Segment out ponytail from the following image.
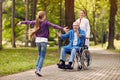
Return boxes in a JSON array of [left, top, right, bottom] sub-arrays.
[[30, 18, 40, 40], [30, 11, 46, 40]]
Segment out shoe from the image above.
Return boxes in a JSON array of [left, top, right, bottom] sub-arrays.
[[57, 60, 65, 69], [35, 71, 42, 77], [65, 62, 73, 70]]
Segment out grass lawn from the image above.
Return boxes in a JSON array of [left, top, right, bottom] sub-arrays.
[[0, 47, 59, 76], [116, 49, 120, 53]]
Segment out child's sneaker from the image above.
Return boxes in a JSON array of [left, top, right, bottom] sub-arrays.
[[35, 70, 42, 77]]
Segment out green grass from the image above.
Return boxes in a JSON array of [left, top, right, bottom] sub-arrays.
[[0, 47, 59, 76], [116, 49, 120, 53], [108, 49, 120, 53]]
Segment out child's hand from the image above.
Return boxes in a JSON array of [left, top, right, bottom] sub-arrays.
[[57, 32, 62, 37], [17, 21, 22, 25]]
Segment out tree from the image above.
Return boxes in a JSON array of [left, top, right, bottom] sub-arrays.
[[25, 0, 29, 47], [32, 0, 37, 20], [0, 0, 3, 49], [31, 0, 37, 47], [107, 0, 117, 49], [91, 0, 98, 45], [65, 0, 75, 28], [58, 0, 63, 52], [12, 0, 16, 48]]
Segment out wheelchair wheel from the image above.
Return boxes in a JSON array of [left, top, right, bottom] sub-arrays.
[[80, 49, 90, 70], [77, 65, 82, 71]]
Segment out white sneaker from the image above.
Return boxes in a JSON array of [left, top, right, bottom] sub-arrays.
[[35, 70, 42, 77]]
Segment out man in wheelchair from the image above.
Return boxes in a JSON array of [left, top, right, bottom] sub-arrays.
[[57, 21, 86, 69]]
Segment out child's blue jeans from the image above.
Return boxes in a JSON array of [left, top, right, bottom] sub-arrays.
[[36, 42, 47, 71]]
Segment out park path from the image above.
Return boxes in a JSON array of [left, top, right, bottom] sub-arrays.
[[0, 48, 120, 80]]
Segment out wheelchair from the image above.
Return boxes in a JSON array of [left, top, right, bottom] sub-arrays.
[[57, 37, 91, 70], [74, 45, 91, 70], [57, 44, 91, 70]]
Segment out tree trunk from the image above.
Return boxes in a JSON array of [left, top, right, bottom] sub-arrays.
[[107, 0, 117, 49], [25, 0, 29, 47], [65, 0, 75, 28], [32, 0, 37, 20], [58, 0, 63, 52], [92, 0, 98, 45], [12, 0, 16, 48], [31, 0, 37, 47], [92, 32, 97, 45], [0, 0, 3, 49], [92, 9, 98, 45]]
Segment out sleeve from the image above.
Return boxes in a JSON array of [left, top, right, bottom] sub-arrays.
[[47, 21, 63, 31], [20, 20, 36, 25], [80, 30, 86, 45], [86, 19, 90, 38], [80, 30, 86, 38], [60, 30, 71, 40]]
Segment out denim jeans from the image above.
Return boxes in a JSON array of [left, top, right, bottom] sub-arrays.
[[60, 47, 77, 62], [36, 42, 47, 71]]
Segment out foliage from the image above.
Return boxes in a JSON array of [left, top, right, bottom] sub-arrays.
[[1, 0, 120, 47], [115, 0, 120, 39], [2, 0, 26, 42]]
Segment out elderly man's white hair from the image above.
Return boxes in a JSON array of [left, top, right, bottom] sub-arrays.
[[73, 21, 79, 26]]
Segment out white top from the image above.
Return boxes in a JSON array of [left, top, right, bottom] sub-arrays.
[[35, 37, 48, 43], [73, 32, 78, 46], [76, 17, 90, 38]]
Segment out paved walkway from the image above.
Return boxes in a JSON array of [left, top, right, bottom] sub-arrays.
[[0, 48, 120, 80]]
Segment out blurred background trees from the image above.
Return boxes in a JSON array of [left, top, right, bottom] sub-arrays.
[[0, 0, 3, 49], [0, 0, 120, 49]]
